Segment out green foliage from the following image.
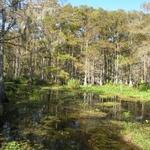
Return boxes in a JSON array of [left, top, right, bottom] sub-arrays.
[[67, 79, 80, 90], [118, 56, 131, 66], [3, 2, 150, 88], [82, 84, 150, 101], [138, 81, 150, 91], [8, 77, 28, 85], [59, 70, 69, 82], [3, 141, 21, 150], [57, 54, 76, 62], [122, 111, 132, 121], [33, 79, 48, 86], [5, 82, 18, 92], [122, 122, 150, 150], [2, 2, 150, 150], [3, 141, 33, 150]]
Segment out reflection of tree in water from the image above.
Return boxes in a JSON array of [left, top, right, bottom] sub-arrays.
[[0, 89, 148, 149]]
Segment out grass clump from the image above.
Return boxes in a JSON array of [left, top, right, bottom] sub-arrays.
[[67, 79, 80, 90]]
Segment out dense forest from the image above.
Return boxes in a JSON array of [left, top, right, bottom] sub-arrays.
[[0, 0, 150, 149], [1, 0, 150, 92]]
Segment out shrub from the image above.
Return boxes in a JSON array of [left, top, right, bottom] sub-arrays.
[[33, 79, 48, 85], [59, 70, 69, 84], [7, 77, 28, 84], [67, 79, 80, 90], [138, 82, 150, 91]]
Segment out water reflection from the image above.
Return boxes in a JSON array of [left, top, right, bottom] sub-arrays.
[[0, 89, 149, 149]]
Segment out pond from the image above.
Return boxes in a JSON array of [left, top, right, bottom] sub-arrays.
[[0, 88, 150, 150]]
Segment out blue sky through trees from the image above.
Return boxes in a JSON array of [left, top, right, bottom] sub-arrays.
[[65, 0, 150, 11]]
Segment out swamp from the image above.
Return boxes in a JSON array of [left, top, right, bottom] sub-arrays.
[[0, 85, 150, 149], [0, 0, 150, 149]]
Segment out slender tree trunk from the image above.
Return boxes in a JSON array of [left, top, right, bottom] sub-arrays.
[[103, 49, 107, 84], [115, 44, 119, 84], [91, 60, 95, 85], [84, 58, 88, 85], [29, 49, 33, 83], [0, 43, 5, 103], [0, 9, 6, 103], [129, 65, 133, 86], [15, 49, 20, 78], [41, 57, 45, 80], [99, 66, 103, 85], [84, 40, 89, 86], [143, 56, 147, 82]]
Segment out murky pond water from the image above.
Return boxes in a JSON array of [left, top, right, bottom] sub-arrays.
[[0, 88, 150, 149]]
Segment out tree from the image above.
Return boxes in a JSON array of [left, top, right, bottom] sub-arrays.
[[0, 0, 24, 102], [1, 1, 150, 89]]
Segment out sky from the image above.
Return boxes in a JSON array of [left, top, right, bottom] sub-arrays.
[[64, 0, 150, 11]]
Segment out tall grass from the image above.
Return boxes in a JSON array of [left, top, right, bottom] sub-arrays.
[[81, 84, 150, 101]]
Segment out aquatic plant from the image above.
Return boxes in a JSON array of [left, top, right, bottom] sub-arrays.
[[122, 111, 132, 121], [2, 141, 34, 150], [3, 141, 21, 150]]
